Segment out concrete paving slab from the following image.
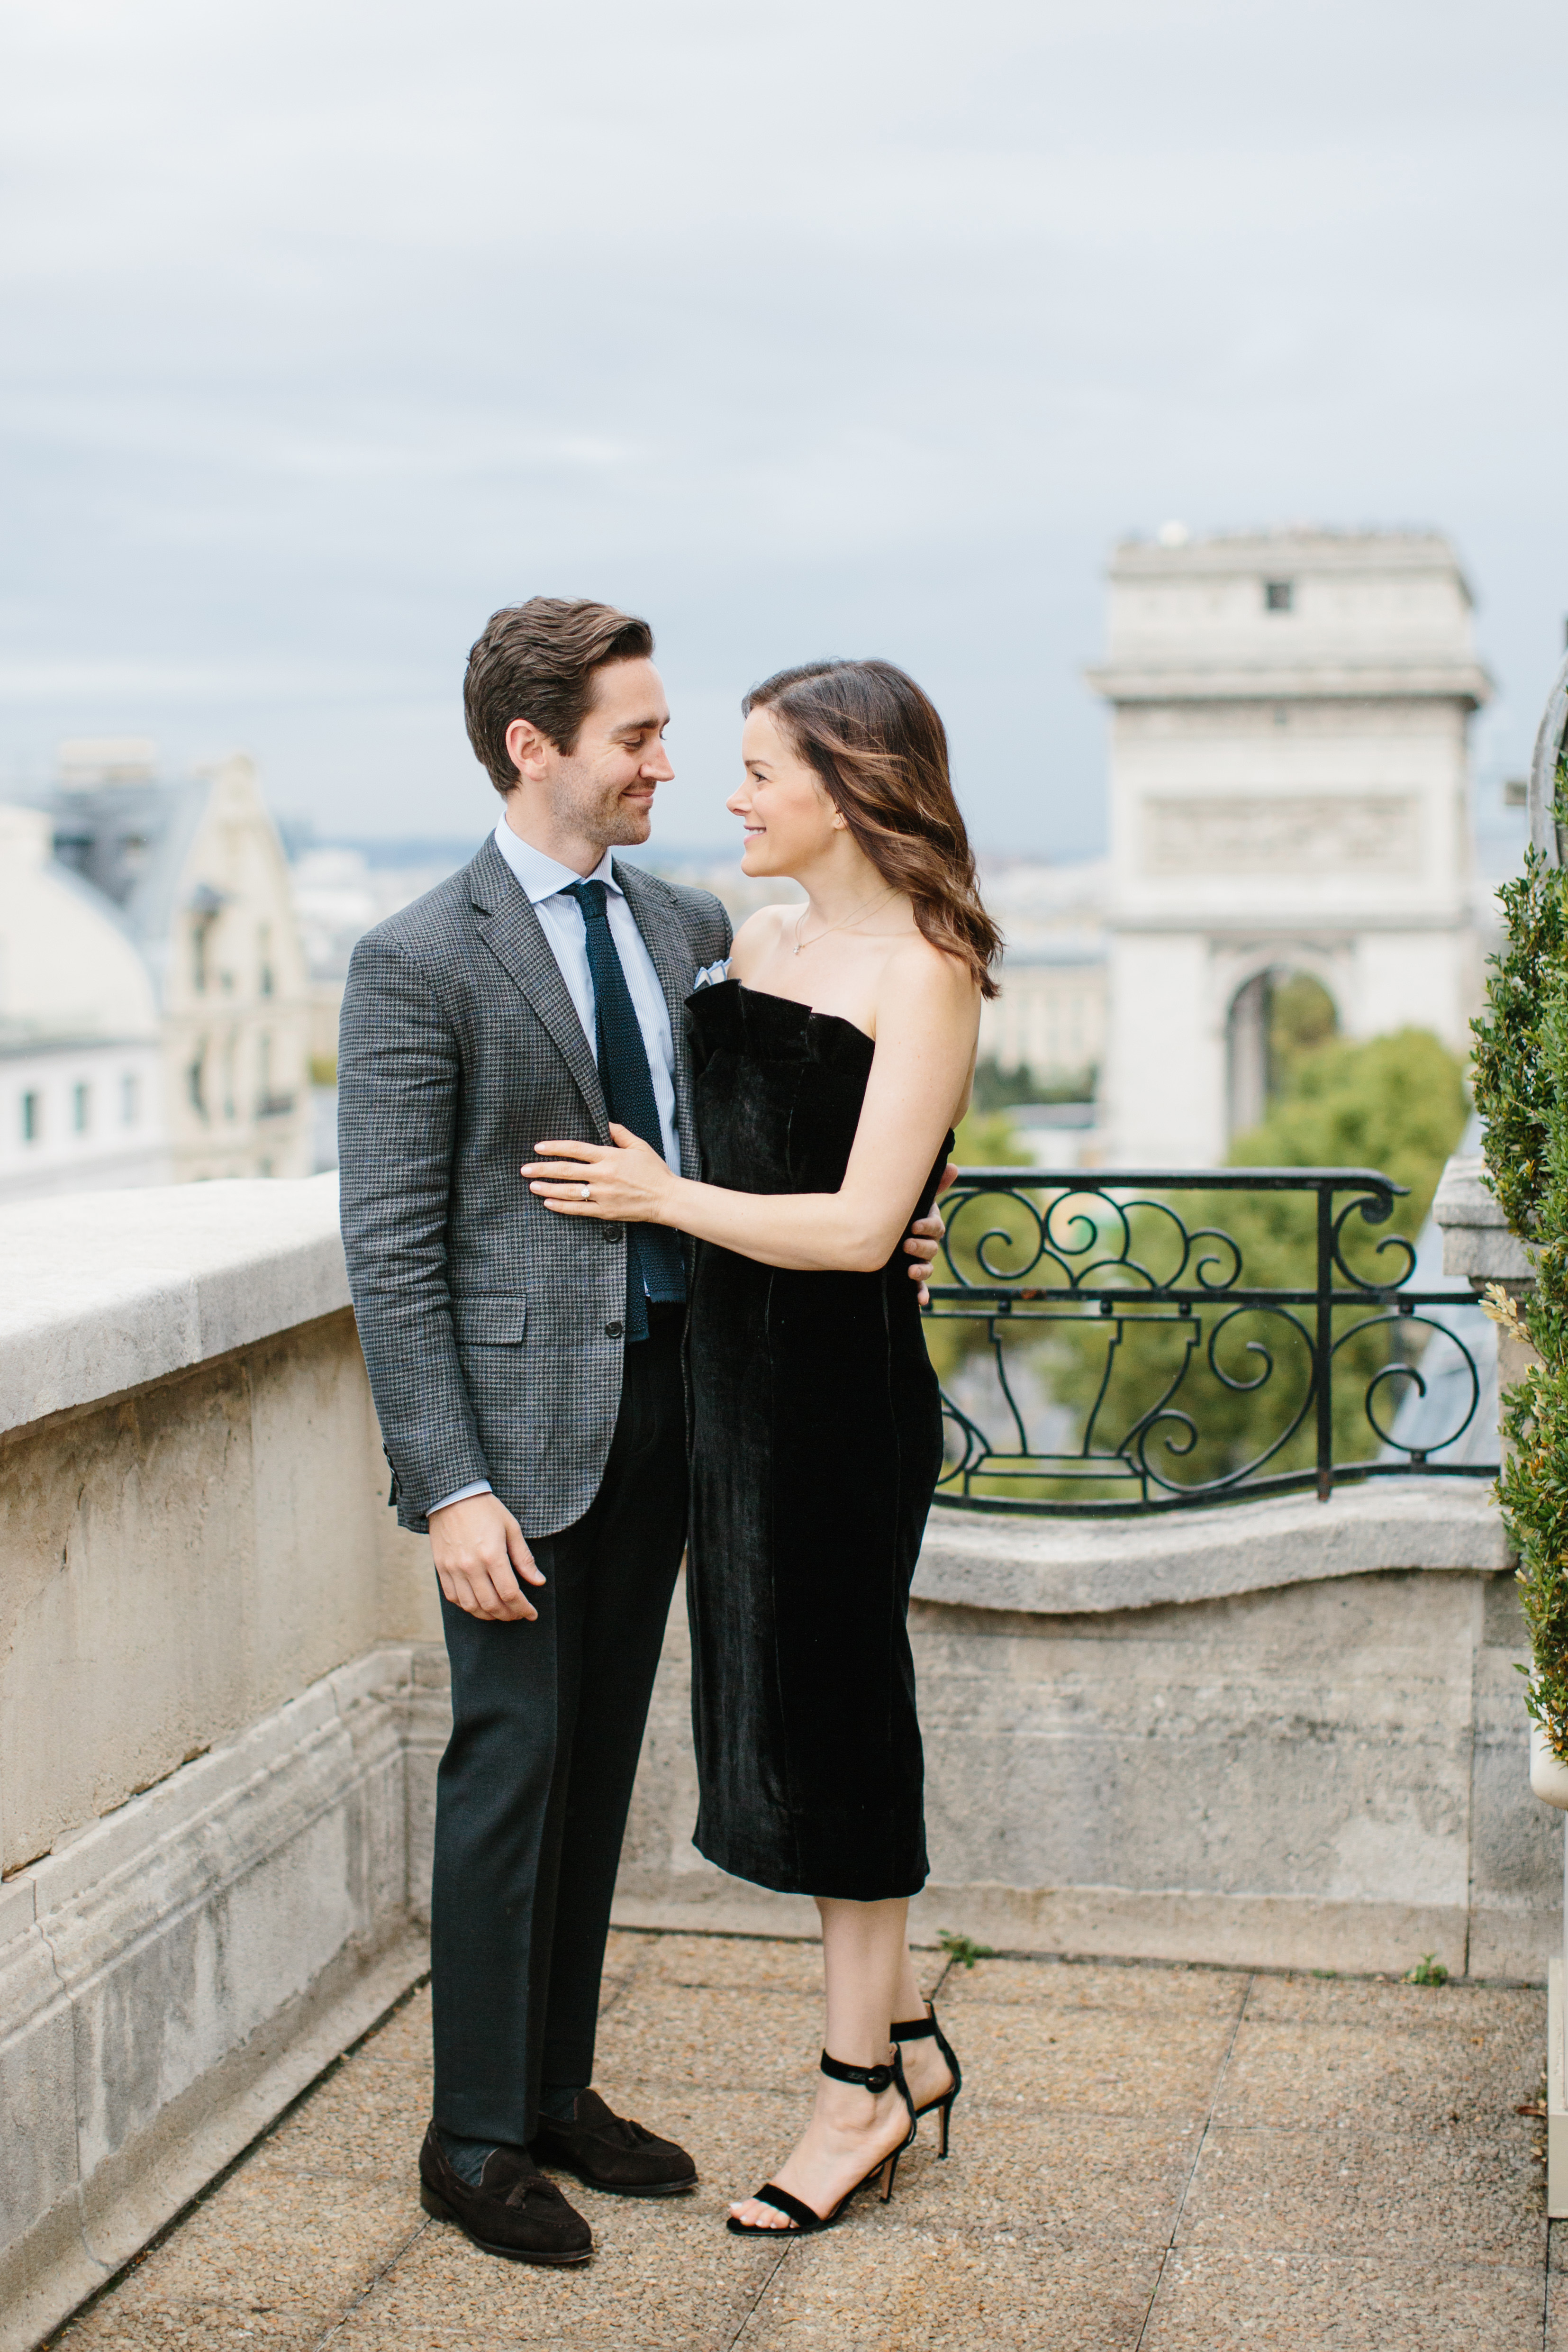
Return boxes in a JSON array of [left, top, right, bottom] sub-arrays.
[[51, 1938, 1554, 2352], [1142, 2249, 1546, 2350], [1215, 2010, 1543, 2132], [248, 2057, 434, 2184], [935, 1991, 1243, 2122], [338, 1990, 432, 2072], [742, 2225, 1164, 2351], [48, 2305, 346, 2351], [632, 1930, 830, 1996], [56, 2168, 418, 2348], [883, 2111, 1197, 2246], [1241, 1971, 1537, 2029], [336, 2192, 779, 2352], [1182, 2121, 1545, 2268], [591, 1982, 825, 2098], [543, 2083, 803, 2207], [948, 1953, 1251, 2018]]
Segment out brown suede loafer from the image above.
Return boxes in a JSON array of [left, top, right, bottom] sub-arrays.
[[418, 2125, 592, 2264], [531, 2088, 698, 2198]]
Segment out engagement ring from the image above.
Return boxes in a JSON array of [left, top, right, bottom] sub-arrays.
[[581, 1182, 592, 1200]]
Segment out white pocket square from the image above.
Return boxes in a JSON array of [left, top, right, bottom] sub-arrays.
[[691, 960, 730, 990]]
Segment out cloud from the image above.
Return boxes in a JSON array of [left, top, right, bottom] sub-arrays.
[[0, 658, 409, 703], [0, 0, 1565, 847]]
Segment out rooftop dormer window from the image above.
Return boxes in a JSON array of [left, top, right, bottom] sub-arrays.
[[1263, 580, 1294, 613]]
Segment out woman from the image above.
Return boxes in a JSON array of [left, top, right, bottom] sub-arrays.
[[523, 658, 998, 2233]]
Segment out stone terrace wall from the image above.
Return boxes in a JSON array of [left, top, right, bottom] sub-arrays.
[[619, 1486, 1556, 1982], [0, 1170, 1556, 2350], [0, 1179, 441, 2352]]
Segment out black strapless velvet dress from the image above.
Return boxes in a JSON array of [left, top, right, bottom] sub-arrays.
[[682, 979, 948, 1901]]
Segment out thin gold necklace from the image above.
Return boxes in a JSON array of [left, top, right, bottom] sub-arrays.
[[793, 887, 897, 956]]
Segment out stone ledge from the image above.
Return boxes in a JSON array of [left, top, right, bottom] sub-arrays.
[[0, 1171, 347, 1438], [612, 1878, 1498, 1983], [1432, 1152, 1535, 1283], [1, 1929, 428, 2352], [0, 1644, 437, 2352], [913, 1476, 1507, 1616]]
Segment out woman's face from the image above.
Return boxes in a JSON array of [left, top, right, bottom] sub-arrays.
[[728, 708, 841, 876]]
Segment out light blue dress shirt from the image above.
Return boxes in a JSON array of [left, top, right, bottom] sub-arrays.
[[430, 818, 683, 1519], [488, 817, 681, 1172]]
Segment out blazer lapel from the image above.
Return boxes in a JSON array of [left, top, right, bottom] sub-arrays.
[[468, 839, 608, 1137], [616, 861, 699, 1175]]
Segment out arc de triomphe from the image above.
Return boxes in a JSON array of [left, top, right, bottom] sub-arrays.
[[1088, 527, 1491, 1167]]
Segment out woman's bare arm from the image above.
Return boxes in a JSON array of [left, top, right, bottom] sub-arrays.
[[522, 940, 979, 1273]]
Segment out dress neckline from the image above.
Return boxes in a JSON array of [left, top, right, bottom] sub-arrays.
[[706, 975, 874, 1050]]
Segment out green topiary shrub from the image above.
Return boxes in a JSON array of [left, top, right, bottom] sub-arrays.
[[1472, 767, 1568, 1759], [1472, 822, 1568, 1235]]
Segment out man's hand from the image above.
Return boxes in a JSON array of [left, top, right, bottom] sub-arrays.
[[903, 1164, 956, 1308], [429, 1493, 546, 1621]]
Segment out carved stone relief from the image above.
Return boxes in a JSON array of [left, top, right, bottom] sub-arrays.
[[1142, 794, 1419, 875]]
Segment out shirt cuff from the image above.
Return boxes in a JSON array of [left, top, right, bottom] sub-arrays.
[[428, 1480, 493, 1515]]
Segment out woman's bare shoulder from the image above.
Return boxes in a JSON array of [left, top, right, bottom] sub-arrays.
[[877, 930, 981, 1016], [729, 902, 792, 977]]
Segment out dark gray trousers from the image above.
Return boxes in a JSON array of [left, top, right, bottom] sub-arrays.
[[429, 1308, 687, 2145]]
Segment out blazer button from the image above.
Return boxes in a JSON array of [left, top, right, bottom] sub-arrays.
[[605, 1319, 624, 1338], [603, 1222, 623, 1239]]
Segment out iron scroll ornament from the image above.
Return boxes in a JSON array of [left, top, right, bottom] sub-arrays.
[[919, 1167, 1493, 1515]]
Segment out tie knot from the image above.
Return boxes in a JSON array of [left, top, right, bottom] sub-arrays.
[[567, 879, 609, 922]]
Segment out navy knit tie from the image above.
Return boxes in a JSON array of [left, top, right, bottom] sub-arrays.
[[566, 880, 686, 1342]]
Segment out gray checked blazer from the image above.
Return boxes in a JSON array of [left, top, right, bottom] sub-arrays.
[[337, 834, 732, 1539]]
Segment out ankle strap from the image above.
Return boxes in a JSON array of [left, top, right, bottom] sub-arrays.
[[820, 2049, 897, 2094], [889, 2012, 935, 2042]]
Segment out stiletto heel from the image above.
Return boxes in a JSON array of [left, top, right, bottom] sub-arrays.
[[891, 2000, 962, 2158], [726, 2049, 917, 2235]]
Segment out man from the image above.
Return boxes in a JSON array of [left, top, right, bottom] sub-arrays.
[[337, 599, 944, 2266]]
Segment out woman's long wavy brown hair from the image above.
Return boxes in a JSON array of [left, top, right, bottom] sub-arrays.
[[743, 659, 1002, 999]]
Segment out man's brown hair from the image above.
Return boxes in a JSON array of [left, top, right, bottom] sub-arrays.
[[463, 597, 655, 794]]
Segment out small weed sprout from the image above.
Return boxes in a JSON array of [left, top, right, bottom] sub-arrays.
[[938, 1930, 995, 1969], [1404, 1953, 1450, 1987]]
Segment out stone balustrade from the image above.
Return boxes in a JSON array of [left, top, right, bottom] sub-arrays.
[[0, 1162, 1552, 2348]]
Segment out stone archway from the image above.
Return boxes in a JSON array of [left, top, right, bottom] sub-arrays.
[[1226, 966, 1338, 1140], [1092, 526, 1486, 1166]]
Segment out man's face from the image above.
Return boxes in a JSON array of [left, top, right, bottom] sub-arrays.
[[518, 658, 673, 850]]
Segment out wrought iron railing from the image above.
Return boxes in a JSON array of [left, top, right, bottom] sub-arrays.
[[920, 1166, 1496, 1515]]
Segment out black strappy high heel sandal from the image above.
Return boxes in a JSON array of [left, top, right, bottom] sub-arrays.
[[726, 2049, 918, 2236], [891, 2000, 963, 2157]]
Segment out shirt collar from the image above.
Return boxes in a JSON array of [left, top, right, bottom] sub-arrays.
[[492, 817, 622, 906]]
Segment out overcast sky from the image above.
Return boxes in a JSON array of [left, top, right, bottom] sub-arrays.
[[2, 0, 1565, 856]]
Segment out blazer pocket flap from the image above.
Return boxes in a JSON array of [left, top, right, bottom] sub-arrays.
[[451, 1294, 529, 1344]]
